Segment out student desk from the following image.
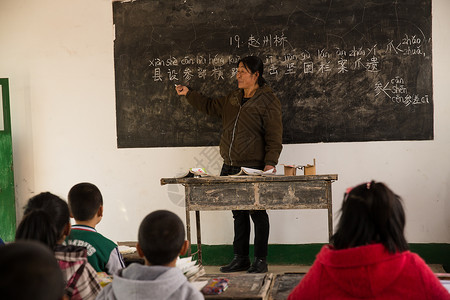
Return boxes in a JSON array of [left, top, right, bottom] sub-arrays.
[[160, 174, 338, 264], [269, 273, 305, 300], [194, 272, 305, 299], [197, 273, 273, 299]]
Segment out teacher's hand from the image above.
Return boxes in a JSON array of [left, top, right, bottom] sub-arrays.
[[264, 165, 276, 173], [175, 85, 189, 96]]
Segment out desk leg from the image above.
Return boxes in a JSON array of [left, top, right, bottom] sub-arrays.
[[327, 183, 333, 242], [328, 206, 333, 242], [186, 208, 191, 257], [196, 211, 202, 265]]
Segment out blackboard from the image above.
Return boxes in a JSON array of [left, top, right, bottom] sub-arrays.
[[113, 0, 432, 148]]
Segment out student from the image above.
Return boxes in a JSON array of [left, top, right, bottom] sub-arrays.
[[15, 192, 102, 300], [65, 182, 125, 274], [288, 181, 450, 300], [0, 240, 67, 300], [96, 210, 204, 300]]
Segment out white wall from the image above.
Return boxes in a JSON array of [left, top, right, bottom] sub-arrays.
[[1, 0, 449, 244]]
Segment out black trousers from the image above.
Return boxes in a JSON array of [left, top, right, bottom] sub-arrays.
[[220, 164, 269, 258]]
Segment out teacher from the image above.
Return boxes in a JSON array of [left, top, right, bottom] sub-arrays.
[[175, 56, 283, 273]]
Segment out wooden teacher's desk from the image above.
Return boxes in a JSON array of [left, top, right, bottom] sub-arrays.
[[160, 174, 338, 264]]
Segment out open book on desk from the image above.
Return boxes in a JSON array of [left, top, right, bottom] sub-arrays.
[[230, 167, 277, 176], [174, 168, 209, 178]]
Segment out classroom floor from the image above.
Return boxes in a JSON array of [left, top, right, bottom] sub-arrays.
[[204, 265, 307, 275], [204, 264, 446, 275]]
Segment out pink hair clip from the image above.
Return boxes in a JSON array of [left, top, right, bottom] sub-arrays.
[[366, 182, 371, 189]]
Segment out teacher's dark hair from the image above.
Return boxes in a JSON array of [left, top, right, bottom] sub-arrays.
[[331, 181, 408, 253], [238, 56, 266, 87]]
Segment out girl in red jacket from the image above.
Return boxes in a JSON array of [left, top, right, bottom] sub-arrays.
[[288, 181, 450, 300]]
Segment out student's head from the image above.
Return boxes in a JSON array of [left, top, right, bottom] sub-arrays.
[[16, 210, 59, 249], [68, 182, 103, 221], [331, 181, 408, 253], [237, 56, 266, 87], [16, 192, 70, 249], [137, 210, 187, 265], [0, 241, 66, 300]]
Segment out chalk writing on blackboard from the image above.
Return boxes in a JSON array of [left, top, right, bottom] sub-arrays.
[[146, 32, 429, 84], [375, 77, 429, 107], [113, 0, 433, 148]]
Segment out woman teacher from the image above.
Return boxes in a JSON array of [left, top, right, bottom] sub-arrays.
[[175, 56, 283, 273]]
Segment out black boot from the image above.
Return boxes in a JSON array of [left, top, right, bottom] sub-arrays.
[[247, 257, 268, 273], [220, 254, 251, 273]]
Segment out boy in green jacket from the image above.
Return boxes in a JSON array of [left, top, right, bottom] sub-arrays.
[[65, 182, 125, 275]]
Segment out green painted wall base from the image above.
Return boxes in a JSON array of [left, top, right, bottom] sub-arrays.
[[0, 78, 16, 242], [189, 243, 450, 272]]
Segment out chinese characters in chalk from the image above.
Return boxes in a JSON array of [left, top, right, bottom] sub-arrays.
[[146, 32, 430, 106], [148, 32, 428, 83], [375, 76, 429, 107]]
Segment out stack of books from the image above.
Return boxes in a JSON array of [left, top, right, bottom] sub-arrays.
[[176, 256, 206, 282]]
